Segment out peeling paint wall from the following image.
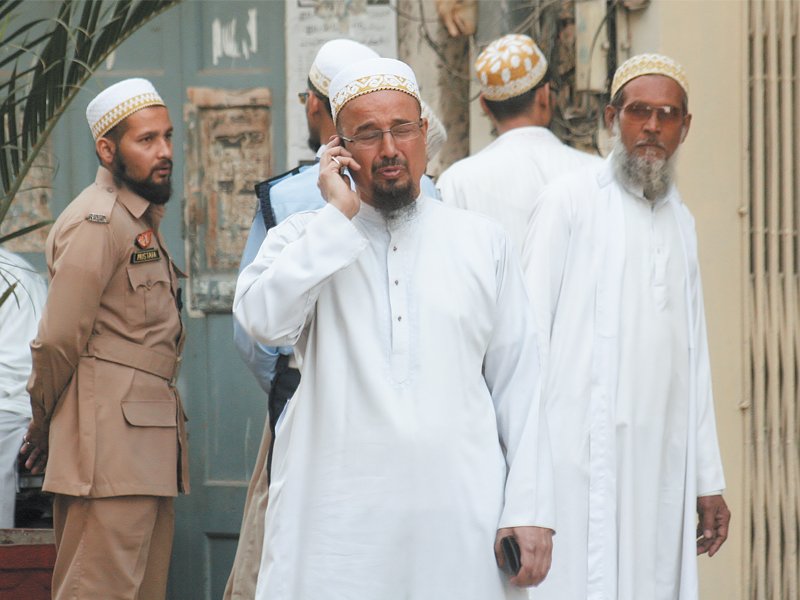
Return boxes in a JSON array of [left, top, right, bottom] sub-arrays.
[[184, 87, 272, 314]]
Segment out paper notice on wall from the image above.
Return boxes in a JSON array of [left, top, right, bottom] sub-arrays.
[[285, 0, 397, 168]]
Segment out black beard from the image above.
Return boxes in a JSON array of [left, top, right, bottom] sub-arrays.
[[112, 152, 172, 205], [370, 158, 416, 219], [307, 135, 321, 153]]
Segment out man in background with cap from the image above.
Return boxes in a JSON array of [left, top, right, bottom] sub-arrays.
[[235, 56, 554, 600], [522, 54, 729, 600], [19, 78, 188, 600], [437, 33, 598, 256], [226, 38, 447, 600]]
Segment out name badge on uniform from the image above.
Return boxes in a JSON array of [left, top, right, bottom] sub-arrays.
[[135, 229, 153, 249], [131, 248, 161, 264]]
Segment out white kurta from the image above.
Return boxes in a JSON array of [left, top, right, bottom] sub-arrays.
[[521, 158, 725, 600], [0, 247, 47, 527], [436, 127, 601, 256], [0, 248, 47, 417], [234, 197, 555, 600]]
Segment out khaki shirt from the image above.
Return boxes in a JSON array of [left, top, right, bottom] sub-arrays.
[[28, 166, 189, 497]]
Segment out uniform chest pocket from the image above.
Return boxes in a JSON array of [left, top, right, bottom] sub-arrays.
[[126, 263, 173, 326]]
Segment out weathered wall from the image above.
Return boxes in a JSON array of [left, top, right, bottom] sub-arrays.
[[183, 87, 272, 314], [397, 0, 470, 177]]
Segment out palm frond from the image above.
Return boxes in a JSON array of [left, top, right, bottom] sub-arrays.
[[0, 1, 25, 27], [0, 0, 182, 229], [0, 279, 17, 309], [0, 219, 52, 244]]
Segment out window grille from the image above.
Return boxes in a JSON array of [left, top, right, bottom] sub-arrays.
[[745, 2, 800, 598]]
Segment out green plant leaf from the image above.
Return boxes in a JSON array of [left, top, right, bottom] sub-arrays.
[[0, 219, 52, 244], [0, 279, 18, 309]]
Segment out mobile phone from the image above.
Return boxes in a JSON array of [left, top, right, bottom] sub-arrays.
[[500, 535, 521, 576], [332, 155, 346, 176]]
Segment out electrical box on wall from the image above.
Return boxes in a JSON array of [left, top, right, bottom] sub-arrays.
[[574, 0, 609, 93]]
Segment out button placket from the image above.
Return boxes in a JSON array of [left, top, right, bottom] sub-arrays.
[[387, 232, 409, 380], [651, 205, 669, 286]]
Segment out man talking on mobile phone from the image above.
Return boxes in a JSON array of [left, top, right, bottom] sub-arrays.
[[234, 57, 555, 600]]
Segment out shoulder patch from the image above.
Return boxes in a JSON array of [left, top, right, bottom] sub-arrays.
[[86, 213, 109, 223], [84, 186, 117, 224]]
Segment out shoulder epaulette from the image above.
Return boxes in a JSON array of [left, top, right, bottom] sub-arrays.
[[84, 186, 117, 224]]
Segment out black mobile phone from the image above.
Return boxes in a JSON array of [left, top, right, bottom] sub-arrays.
[[500, 535, 521, 576]]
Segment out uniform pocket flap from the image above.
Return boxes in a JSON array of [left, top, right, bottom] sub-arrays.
[[127, 264, 170, 290], [121, 401, 177, 427]]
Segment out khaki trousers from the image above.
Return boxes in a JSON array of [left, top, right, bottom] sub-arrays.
[[52, 494, 174, 600]]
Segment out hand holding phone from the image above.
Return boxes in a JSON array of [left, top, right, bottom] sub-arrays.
[[500, 536, 521, 576], [495, 526, 553, 587], [319, 135, 361, 219]]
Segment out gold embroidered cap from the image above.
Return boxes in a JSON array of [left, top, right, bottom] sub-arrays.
[[475, 34, 548, 101], [308, 39, 379, 97], [329, 57, 421, 123], [86, 78, 165, 140], [611, 53, 689, 98]]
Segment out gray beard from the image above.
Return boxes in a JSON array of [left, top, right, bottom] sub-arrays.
[[610, 121, 676, 201], [370, 164, 417, 221], [379, 196, 417, 225]]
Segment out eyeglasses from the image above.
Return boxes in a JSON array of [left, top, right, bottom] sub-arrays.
[[339, 120, 424, 148], [621, 102, 684, 124], [298, 91, 309, 105]]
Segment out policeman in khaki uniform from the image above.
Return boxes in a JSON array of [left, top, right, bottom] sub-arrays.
[[19, 78, 188, 600]]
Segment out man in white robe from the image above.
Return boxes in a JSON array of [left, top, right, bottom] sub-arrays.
[[437, 34, 599, 256], [522, 54, 730, 600], [0, 247, 47, 527], [226, 39, 449, 600], [235, 57, 555, 600]]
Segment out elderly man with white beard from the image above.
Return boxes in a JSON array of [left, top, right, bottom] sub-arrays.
[[521, 54, 730, 600]]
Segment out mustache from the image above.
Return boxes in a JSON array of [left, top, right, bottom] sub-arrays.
[[635, 138, 666, 150], [372, 157, 407, 173], [152, 159, 173, 172]]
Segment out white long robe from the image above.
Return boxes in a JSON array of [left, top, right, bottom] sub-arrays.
[[521, 158, 725, 600], [0, 248, 47, 527], [234, 197, 555, 600], [437, 127, 601, 256]]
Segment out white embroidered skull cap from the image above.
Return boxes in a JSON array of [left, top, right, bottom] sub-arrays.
[[329, 57, 421, 123], [86, 78, 165, 141], [309, 39, 379, 97], [610, 53, 689, 99]]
